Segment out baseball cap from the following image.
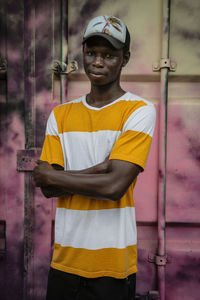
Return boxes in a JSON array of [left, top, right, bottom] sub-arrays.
[[83, 15, 130, 51]]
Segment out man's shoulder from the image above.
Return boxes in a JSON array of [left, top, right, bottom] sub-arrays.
[[53, 96, 84, 116], [122, 92, 154, 107], [121, 92, 156, 126], [53, 96, 84, 112]]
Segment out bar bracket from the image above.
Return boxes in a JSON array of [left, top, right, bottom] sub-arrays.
[[51, 60, 78, 75], [153, 58, 176, 72], [17, 148, 42, 171], [148, 253, 169, 266]]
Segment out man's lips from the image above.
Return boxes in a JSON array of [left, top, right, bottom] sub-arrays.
[[89, 71, 105, 78]]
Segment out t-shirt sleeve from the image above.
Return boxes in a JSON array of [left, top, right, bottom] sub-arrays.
[[109, 104, 156, 170], [40, 110, 64, 167]]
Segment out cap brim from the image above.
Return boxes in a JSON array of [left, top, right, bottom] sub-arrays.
[[82, 33, 124, 50]]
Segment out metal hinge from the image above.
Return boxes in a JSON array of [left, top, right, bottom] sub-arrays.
[[136, 291, 159, 300], [17, 148, 42, 171], [148, 253, 170, 266], [51, 60, 78, 75], [147, 291, 159, 300], [153, 58, 176, 72], [0, 221, 6, 259], [0, 55, 7, 78]]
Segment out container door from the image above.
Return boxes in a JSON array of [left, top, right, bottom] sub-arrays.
[[0, 1, 200, 300], [0, 1, 68, 299]]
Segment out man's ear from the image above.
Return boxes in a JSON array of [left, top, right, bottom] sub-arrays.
[[122, 51, 130, 67]]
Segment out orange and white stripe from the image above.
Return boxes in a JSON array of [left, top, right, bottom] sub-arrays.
[[40, 92, 156, 278]]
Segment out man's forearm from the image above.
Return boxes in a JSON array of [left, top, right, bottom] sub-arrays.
[[68, 160, 109, 175], [44, 160, 141, 201], [38, 158, 109, 198], [47, 170, 116, 201], [34, 159, 141, 201]]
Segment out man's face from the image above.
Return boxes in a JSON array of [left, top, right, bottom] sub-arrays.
[[83, 37, 129, 86]]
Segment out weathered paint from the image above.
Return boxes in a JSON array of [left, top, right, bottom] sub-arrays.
[[170, 0, 200, 76], [0, 1, 25, 299], [0, 0, 200, 299]]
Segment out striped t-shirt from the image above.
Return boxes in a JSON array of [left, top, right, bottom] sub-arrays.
[[40, 91, 156, 279]]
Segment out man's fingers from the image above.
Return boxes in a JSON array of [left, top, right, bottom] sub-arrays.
[[35, 159, 45, 165]]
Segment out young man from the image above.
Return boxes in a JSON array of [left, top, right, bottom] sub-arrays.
[[33, 15, 156, 300]]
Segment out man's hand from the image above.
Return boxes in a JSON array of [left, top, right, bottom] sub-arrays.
[[33, 160, 55, 187]]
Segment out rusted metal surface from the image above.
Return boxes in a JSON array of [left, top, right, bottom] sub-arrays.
[[1, 0, 200, 300], [0, 0, 25, 299], [22, 0, 63, 298]]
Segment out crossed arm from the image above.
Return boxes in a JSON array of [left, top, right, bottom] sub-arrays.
[[33, 157, 142, 201]]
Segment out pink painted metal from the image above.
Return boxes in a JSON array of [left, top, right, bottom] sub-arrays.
[[1, 1, 200, 300]]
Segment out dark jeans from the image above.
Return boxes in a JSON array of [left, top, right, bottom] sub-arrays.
[[46, 267, 136, 300]]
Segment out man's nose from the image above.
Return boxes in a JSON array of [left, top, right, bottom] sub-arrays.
[[92, 55, 104, 67]]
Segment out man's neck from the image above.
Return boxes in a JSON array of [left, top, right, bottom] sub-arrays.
[[87, 83, 126, 108]]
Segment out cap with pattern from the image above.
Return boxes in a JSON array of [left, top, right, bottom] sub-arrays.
[[83, 15, 130, 51]]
